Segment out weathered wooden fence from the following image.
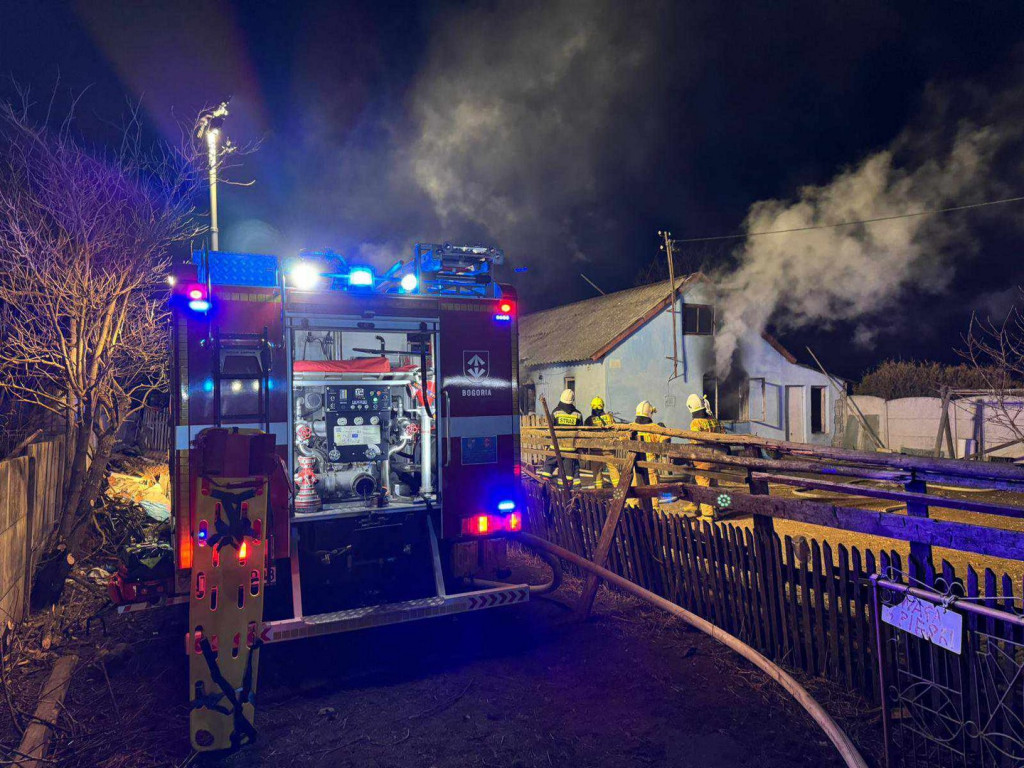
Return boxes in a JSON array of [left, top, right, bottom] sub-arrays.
[[0, 437, 69, 625], [521, 416, 1024, 758], [134, 405, 171, 455], [527, 481, 1021, 701]]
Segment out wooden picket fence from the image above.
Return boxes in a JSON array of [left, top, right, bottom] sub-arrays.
[[524, 478, 1024, 713], [0, 436, 70, 625], [132, 405, 172, 455]]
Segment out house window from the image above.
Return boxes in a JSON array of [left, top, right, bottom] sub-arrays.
[[811, 386, 827, 434], [747, 379, 783, 428], [683, 304, 715, 335], [564, 376, 575, 396], [519, 382, 536, 415], [704, 372, 748, 421]]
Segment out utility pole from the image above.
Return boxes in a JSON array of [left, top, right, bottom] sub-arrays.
[[197, 103, 230, 252], [579, 272, 606, 295], [660, 230, 679, 379]]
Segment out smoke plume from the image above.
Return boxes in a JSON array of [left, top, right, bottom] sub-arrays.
[[715, 81, 1024, 374], [407, 0, 666, 281]]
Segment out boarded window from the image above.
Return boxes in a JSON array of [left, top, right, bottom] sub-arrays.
[[811, 386, 827, 434], [683, 304, 714, 335]]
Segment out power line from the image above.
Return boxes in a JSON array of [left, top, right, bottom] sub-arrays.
[[670, 194, 1024, 245]]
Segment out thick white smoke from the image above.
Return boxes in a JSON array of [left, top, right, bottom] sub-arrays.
[[715, 86, 1024, 374], [408, 0, 666, 278]]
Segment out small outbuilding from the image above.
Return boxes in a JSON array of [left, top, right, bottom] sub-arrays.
[[519, 275, 838, 445]]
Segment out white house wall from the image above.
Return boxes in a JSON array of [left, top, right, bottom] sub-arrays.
[[524, 286, 835, 445], [530, 361, 605, 416]]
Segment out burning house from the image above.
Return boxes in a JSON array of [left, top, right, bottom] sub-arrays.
[[519, 275, 838, 445]]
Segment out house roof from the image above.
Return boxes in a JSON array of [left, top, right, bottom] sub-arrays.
[[519, 274, 809, 371], [519, 274, 705, 367]]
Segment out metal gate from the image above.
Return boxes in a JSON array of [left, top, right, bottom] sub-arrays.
[[873, 574, 1024, 768]]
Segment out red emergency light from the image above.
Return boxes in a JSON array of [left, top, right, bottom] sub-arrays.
[[185, 284, 211, 313], [494, 299, 514, 322], [461, 513, 522, 536]]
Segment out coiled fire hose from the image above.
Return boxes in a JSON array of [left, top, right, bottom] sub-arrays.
[[517, 532, 868, 768]]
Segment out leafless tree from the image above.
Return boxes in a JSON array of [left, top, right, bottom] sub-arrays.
[[0, 96, 207, 566], [961, 296, 1024, 451]]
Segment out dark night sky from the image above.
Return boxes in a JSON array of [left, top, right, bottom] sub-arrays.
[[2, 1, 1024, 379]]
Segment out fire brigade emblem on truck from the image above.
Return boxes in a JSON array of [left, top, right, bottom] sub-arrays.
[[462, 350, 493, 397], [464, 351, 489, 380]]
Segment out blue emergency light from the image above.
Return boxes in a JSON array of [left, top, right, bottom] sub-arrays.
[[497, 500, 516, 512], [348, 267, 374, 287]]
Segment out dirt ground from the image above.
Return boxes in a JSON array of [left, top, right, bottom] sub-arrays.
[[2, 552, 878, 768]]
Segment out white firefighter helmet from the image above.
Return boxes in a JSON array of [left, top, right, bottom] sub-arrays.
[[686, 394, 705, 413], [635, 400, 656, 418], [559, 388, 575, 405]]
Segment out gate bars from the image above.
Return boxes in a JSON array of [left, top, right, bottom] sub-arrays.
[[873, 575, 1024, 768]]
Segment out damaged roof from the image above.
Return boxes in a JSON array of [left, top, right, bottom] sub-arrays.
[[519, 275, 704, 367]]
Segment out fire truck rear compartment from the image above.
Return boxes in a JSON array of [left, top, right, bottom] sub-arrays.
[[290, 328, 438, 516]]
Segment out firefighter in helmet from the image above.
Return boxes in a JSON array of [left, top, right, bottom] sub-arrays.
[[539, 389, 582, 487], [584, 396, 619, 488], [628, 400, 669, 507], [687, 393, 725, 519]]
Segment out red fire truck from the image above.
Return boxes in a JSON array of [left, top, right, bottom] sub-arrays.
[[157, 244, 531, 750]]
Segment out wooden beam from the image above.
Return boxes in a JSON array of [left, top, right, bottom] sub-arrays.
[[576, 454, 636, 618], [933, 388, 951, 458], [527, 434, 912, 482], [14, 654, 77, 768], [904, 477, 932, 573], [743, 445, 774, 539], [588, 423, 1024, 488], [540, 397, 568, 487], [628, 481, 1024, 563], [754, 472, 1024, 520]]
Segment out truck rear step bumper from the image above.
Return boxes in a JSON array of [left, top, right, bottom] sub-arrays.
[[257, 584, 529, 644]]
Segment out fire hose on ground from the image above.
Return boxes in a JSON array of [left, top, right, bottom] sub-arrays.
[[471, 547, 563, 595], [516, 532, 869, 768]]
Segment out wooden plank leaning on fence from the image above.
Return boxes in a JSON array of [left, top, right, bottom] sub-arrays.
[[576, 453, 637, 618], [539, 396, 569, 487]]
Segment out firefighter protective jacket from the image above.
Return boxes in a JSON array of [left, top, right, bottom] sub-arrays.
[[584, 410, 615, 427]]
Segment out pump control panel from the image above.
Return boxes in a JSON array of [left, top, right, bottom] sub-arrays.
[[325, 386, 393, 462]]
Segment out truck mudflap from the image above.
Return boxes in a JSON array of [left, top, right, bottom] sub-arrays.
[[187, 475, 269, 753], [258, 584, 529, 644]]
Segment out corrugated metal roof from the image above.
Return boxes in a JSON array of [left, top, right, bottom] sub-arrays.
[[519, 275, 703, 367]]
